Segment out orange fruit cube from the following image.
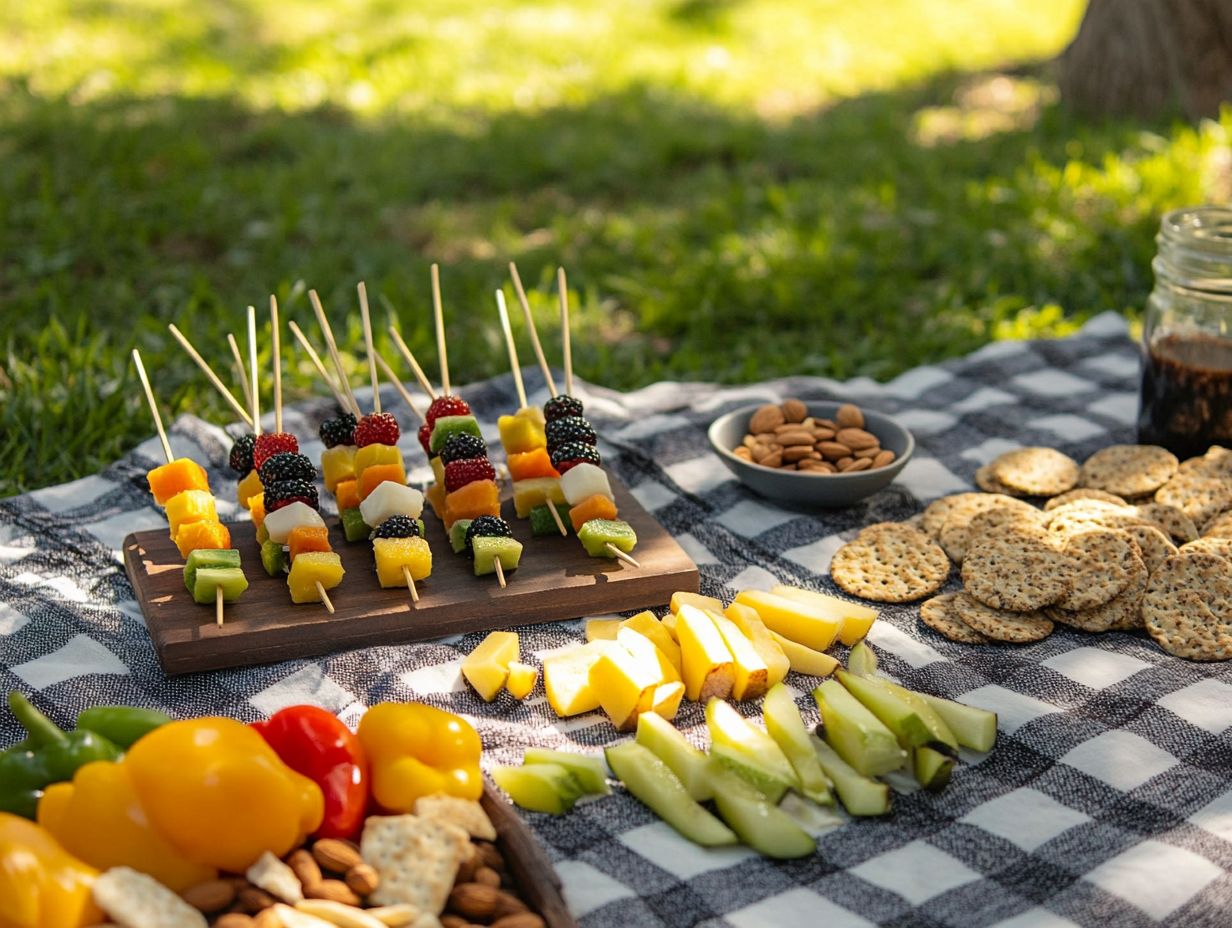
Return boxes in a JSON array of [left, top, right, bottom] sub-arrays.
[[288, 525, 332, 561], [569, 493, 619, 532], [357, 462, 407, 500], [335, 479, 361, 512], [443, 479, 501, 529], [250, 493, 267, 529], [425, 483, 447, 521], [147, 458, 210, 506], [507, 447, 559, 482], [236, 469, 263, 509], [174, 520, 231, 559]]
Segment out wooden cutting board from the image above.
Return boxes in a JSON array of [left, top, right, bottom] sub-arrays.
[[123, 477, 699, 675]]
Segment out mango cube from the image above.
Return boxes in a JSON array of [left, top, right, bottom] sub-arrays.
[[543, 641, 618, 717], [621, 611, 682, 675], [770, 584, 879, 646], [358, 462, 407, 500], [723, 603, 791, 689], [708, 612, 770, 701], [734, 590, 842, 652], [461, 631, 520, 702], [165, 490, 218, 538], [321, 445, 358, 492], [249, 492, 266, 528], [588, 645, 662, 731], [425, 483, 447, 520], [354, 442, 401, 479], [373, 537, 432, 587], [237, 469, 263, 509], [287, 551, 344, 604], [173, 519, 231, 559], [505, 662, 539, 700], [569, 493, 619, 533], [335, 479, 361, 512], [507, 447, 558, 482], [675, 605, 735, 702], [147, 458, 209, 506], [443, 480, 501, 529], [287, 525, 331, 561], [650, 681, 686, 721], [498, 414, 546, 455], [671, 591, 723, 615], [585, 619, 621, 642], [512, 478, 566, 518], [768, 630, 839, 677]]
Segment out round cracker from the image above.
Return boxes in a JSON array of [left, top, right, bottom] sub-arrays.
[[989, 447, 1079, 496], [951, 592, 1053, 643], [1179, 536, 1232, 561], [962, 525, 1071, 611], [1142, 552, 1232, 660], [1200, 510, 1232, 540], [1132, 503, 1198, 543], [920, 593, 990, 644], [1054, 528, 1139, 611], [1177, 445, 1232, 479], [1047, 553, 1147, 633], [920, 493, 991, 538], [975, 463, 1023, 496], [1123, 524, 1177, 575], [830, 524, 950, 604], [1155, 473, 1232, 527], [1044, 488, 1127, 511], [939, 505, 1045, 565], [1081, 444, 1179, 497]]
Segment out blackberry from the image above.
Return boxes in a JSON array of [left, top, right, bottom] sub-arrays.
[[264, 478, 319, 512], [545, 416, 597, 448], [229, 434, 256, 475], [550, 441, 601, 472], [439, 433, 487, 465], [371, 516, 421, 539], [544, 394, 584, 421], [463, 515, 513, 557], [259, 452, 315, 486], [319, 413, 357, 449]]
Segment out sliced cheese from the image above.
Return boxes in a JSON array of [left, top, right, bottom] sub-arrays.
[[585, 618, 621, 642], [723, 602, 790, 688], [771, 584, 878, 645], [675, 604, 734, 702], [461, 631, 520, 701], [620, 611, 682, 674], [671, 591, 724, 615], [543, 641, 618, 716], [768, 630, 839, 677], [588, 645, 661, 732], [505, 661, 539, 700], [734, 590, 841, 652], [650, 681, 686, 721], [707, 611, 770, 701]]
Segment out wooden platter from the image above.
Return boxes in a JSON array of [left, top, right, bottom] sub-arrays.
[[482, 782, 577, 928], [123, 477, 699, 675]]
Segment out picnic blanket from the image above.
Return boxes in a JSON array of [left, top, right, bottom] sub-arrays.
[[1, 311, 1229, 928]]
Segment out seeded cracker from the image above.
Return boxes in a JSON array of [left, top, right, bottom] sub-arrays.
[[1180, 536, 1232, 561], [1155, 472, 1232, 526], [1177, 445, 1232, 478], [1200, 510, 1232, 539], [1054, 529, 1139, 611], [93, 867, 208, 928], [1133, 502, 1199, 543], [962, 525, 1070, 611], [920, 593, 990, 643], [830, 523, 950, 603], [1124, 523, 1177, 575], [939, 504, 1043, 564], [920, 493, 989, 538], [988, 447, 1079, 496], [1080, 444, 1178, 497], [413, 794, 497, 841], [1048, 550, 1147, 632], [975, 463, 1021, 495], [1044, 488, 1127, 511], [362, 814, 470, 913], [1142, 552, 1232, 660], [951, 592, 1054, 643]]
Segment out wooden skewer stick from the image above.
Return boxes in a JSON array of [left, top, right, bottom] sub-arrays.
[[388, 326, 438, 400], [227, 333, 253, 414], [606, 544, 641, 568], [132, 348, 173, 464], [431, 263, 451, 395], [358, 281, 381, 414], [509, 262, 558, 397], [545, 499, 568, 537], [495, 290, 528, 410], [166, 324, 255, 427], [216, 585, 225, 628], [557, 267, 573, 398], [493, 558, 507, 589], [310, 290, 362, 417], [247, 305, 261, 437], [402, 565, 420, 603], [315, 581, 335, 614], [287, 320, 351, 413], [375, 353, 425, 422], [270, 295, 285, 433]]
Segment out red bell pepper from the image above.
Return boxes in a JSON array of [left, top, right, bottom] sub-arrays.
[[250, 706, 368, 841]]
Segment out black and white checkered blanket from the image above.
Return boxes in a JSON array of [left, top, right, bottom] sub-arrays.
[[1, 313, 1229, 927]]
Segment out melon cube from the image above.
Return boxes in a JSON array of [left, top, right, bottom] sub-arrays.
[[577, 519, 637, 558], [264, 501, 326, 544], [461, 631, 520, 701], [288, 525, 331, 561], [428, 415, 483, 454], [173, 519, 231, 559], [321, 445, 358, 492], [373, 536, 432, 587], [236, 469, 263, 509], [430, 455, 446, 487], [770, 584, 879, 646], [498, 414, 546, 455], [512, 478, 566, 518], [354, 443, 401, 481], [165, 490, 218, 538], [472, 537, 523, 577], [569, 494, 619, 533], [287, 551, 345, 603], [260, 538, 288, 576], [505, 662, 539, 700], [190, 567, 248, 606], [357, 462, 407, 500], [560, 463, 612, 506], [448, 519, 473, 553], [443, 480, 501, 529], [425, 482, 446, 520], [183, 548, 241, 593], [340, 508, 369, 542], [147, 458, 209, 506], [543, 641, 619, 717], [359, 481, 424, 527], [733, 590, 841, 652]]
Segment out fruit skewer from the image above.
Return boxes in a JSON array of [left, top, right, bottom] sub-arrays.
[[131, 348, 247, 627]]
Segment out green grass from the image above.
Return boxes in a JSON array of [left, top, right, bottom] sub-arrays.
[[0, 0, 1226, 494]]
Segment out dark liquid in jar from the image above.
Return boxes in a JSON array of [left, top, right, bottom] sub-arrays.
[[1138, 333, 1232, 458]]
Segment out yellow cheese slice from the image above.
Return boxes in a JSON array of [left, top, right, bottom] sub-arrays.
[[543, 641, 618, 716], [505, 661, 539, 700], [616, 627, 679, 684], [707, 611, 770, 701], [650, 681, 686, 721], [671, 591, 724, 615], [767, 630, 839, 677], [585, 618, 622, 641], [723, 602, 790, 688], [461, 631, 520, 702], [589, 646, 661, 731], [675, 605, 735, 702], [734, 590, 842, 652], [620, 611, 682, 674], [770, 584, 878, 645]]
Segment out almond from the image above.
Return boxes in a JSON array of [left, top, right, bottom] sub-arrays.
[[815, 417, 838, 430], [493, 891, 529, 918], [448, 883, 501, 920], [344, 863, 379, 897], [286, 850, 322, 891], [780, 399, 808, 423], [836, 404, 864, 429], [836, 427, 878, 451], [748, 404, 785, 433], [759, 450, 783, 468], [214, 915, 256, 928], [776, 430, 814, 447], [305, 879, 360, 906], [799, 460, 836, 473], [750, 443, 772, 463], [733, 446, 753, 461], [238, 887, 277, 913], [492, 914, 546, 928], [312, 839, 363, 874], [741, 434, 757, 450], [840, 457, 872, 472], [812, 428, 836, 441], [773, 422, 801, 434], [474, 866, 502, 888], [754, 431, 777, 444], [853, 445, 881, 459], [817, 441, 853, 461], [782, 446, 814, 463], [182, 879, 235, 912], [476, 842, 505, 872], [252, 910, 281, 928], [836, 456, 854, 469], [440, 917, 471, 928], [873, 449, 896, 468]]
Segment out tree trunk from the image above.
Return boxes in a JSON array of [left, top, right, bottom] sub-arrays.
[[1060, 0, 1232, 119]]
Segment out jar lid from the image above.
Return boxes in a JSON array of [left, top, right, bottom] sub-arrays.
[[1157, 206, 1232, 293]]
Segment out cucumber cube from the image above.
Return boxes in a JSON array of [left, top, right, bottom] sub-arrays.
[[529, 503, 571, 536], [707, 765, 816, 859], [183, 548, 241, 593], [340, 508, 370, 543], [449, 519, 473, 554], [577, 519, 637, 558], [635, 712, 714, 802], [428, 415, 483, 454], [472, 536, 523, 576], [522, 748, 610, 795], [810, 734, 891, 816], [260, 539, 288, 576], [190, 567, 248, 605], [814, 679, 906, 777], [606, 742, 737, 848], [491, 763, 583, 814]]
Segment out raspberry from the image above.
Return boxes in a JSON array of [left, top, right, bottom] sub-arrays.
[[252, 432, 300, 471], [259, 452, 315, 486], [550, 441, 601, 473], [464, 515, 513, 556], [426, 395, 471, 430], [444, 457, 497, 493], [354, 412, 400, 448], [229, 434, 256, 475], [439, 433, 487, 465], [319, 413, 357, 449], [545, 416, 597, 448], [544, 394, 584, 421], [417, 422, 433, 457], [264, 478, 319, 512], [371, 515, 421, 539]]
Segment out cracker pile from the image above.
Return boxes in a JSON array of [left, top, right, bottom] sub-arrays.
[[830, 443, 1232, 661]]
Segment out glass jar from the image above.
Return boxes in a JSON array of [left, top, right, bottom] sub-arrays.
[[1138, 205, 1232, 459]]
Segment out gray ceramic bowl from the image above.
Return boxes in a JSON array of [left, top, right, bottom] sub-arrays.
[[708, 402, 914, 507]]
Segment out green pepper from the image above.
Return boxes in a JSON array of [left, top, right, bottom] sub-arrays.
[[76, 706, 171, 748], [0, 691, 122, 819]]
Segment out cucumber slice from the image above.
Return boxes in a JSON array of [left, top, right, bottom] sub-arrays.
[[635, 712, 714, 801], [709, 743, 792, 803], [879, 680, 958, 749], [523, 748, 610, 795], [810, 734, 891, 817], [762, 683, 833, 805], [837, 670, 932, 748], [705, 698, 800, 790], [919, 693, 997, 752], [912, 743, 957, 791], [605, 742, 738, 847], [491, 763, 583, 814], [847, 640, 878, 677], [777, 791, 844, 836], [707, 766, 816, 859], [813, 680, 906, 777]]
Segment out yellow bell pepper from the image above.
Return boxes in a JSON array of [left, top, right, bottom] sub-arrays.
[[124, 718, 323, 873], [0, 812, 102, 928], [38, 761, 216, 893], [357, 703, 482, 812]]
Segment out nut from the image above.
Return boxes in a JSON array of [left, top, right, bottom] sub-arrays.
[[812, 428, 836, 441], [759, 450, 783, 468], [776, 430, 814, 447], [305, 879, 361, 906], [440, 917, 471, 928], [492, 915, 547, 928], [741, 434, 757, 449], [748, 404, 785, 434], [214, 915, 256, 928], [448, 883, 501, 920], [840, 457, 873, 472], [286, 850, 322, 891], [252, 910, 281, 928], [238, 887, 277, 913], [474, 866, 502, 888], [817, 441, 853, 461], [836, 428, 878, 451], [476, 842, 505, 872], [874, 449, 896, 468], [780, 399, 808, 423], [754, 431, 778, 444], [492, 891, 529, 918], [835, 456, 854, 469], [181, 879, 236, 913], [853, 445, 881, 459], [312, 839, 363, 874], [733, 446, 752, 461], [799, 460, 836, 474], [345, 863, 380, 897], [782, 446, 814, 463], [836, 404, 864, 429], [815, 418, 838, 430]]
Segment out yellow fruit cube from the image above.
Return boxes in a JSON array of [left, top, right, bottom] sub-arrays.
[[462, 631, 520, 702], [707, 612, 769, 701], [585, 619, 621, 642], [616, 627, 679, 684], [723, 603, 790, 689], [354, 443, 403, 482], [675, 605, 734, 702], [373, 537, 433, 588], [515, 405, 546, 427], [287, 551, 345, 604], [543, 641, 618, 717], [588, 646, 661, 731], [165, 490, 218, 538], [660, 610, 678, 639], [505, 662, 539, 700], [770, 584, 879, 645], [321, 445, 358, 492], [650, 682, 686, 721], [734, 590, 841, 652], [430, 455, 446, 487], [236, 469, 263, 509], [512, 478, 566, 518], [620, 611, 682, 675], [671, 591, 723, 615], [498, 414, 546, 454], [768, 630, 839, 677]]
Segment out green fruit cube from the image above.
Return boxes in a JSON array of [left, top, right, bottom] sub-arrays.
[[707, 765, 816, 859], [635, 712, 714, 802], [522, 748, 610, 795], [428, 415, 483, 454], [578, 519, 637, 558], [183, 548, 241, 593], [191, 567, 248, 605], [813, 679, 906, 777], [491, 763, 583, 814], [472, 536, 523, 576], [340, 507, 370, 543], [810, 735, 891, 817], [449, 519, 473, 554], [529, 503, 571, 536], [260, 539, 288, 576]]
